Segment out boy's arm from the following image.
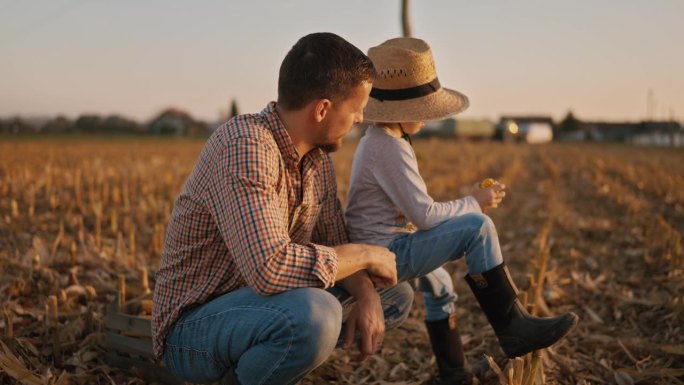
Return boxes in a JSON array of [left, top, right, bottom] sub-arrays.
[[312, 155, 396, 286], [372, 139, 480, 229]]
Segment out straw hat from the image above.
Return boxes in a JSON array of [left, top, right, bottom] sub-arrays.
[[364, 37, 469, 123]]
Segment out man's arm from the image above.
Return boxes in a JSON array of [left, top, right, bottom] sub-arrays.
[[207, 136, 341, 295], [333, 243, 396, 287]]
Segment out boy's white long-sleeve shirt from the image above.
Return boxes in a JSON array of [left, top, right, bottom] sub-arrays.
[[345, 125, 481, 247]]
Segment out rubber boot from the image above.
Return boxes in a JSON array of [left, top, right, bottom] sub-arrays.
[[425, 313, 474, 385], [465, 263, 579, 358]]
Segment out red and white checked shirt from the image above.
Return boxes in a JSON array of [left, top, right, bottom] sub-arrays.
[[152, 102, 347, 358]]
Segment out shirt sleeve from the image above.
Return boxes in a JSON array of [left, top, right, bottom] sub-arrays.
[[205, 136, 338, 295], [311, 154, 350, 247], [370, 137, 481, 230]]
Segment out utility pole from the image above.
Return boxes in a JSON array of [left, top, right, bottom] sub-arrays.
[[402, 0, 412, 37], [647, 88, 653, 121]]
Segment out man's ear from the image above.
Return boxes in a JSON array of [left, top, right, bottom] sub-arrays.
[[313, 99, 332, 123]]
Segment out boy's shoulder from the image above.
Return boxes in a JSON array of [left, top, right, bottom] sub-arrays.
[[361, 127, 412, 155], [362, 126, 402, 146]]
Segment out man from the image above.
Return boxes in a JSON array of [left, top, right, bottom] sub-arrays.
[[152, 32, 414, 385]]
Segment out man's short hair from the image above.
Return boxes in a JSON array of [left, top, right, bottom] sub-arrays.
[[277, 32, 376, 110]]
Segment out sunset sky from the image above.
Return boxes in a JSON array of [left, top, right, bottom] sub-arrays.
[[1, 0, 682, 123]]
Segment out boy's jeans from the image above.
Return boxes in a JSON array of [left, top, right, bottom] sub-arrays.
[[162, 282, 413, 385], [390, 212, 503, 322]]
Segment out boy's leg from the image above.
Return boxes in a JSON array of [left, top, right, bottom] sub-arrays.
[[389, 212, 578, 359], [390, 212, 503, 281], [162, 286, 343, 385], [415, 267, 457, 322], [417, 269, 476, 385]]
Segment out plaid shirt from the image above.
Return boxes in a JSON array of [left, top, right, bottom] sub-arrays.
[[152, 102, 347, 358]]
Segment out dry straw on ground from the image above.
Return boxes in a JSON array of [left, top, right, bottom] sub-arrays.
[[1, 138, 683, 384]]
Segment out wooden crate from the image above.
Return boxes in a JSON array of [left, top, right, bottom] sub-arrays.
[[104, 292, 183, 384]]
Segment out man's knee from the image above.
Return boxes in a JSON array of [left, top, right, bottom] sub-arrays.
[[288, 288, 343, 365]]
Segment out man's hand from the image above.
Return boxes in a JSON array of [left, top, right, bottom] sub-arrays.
[[364, 246, 397, 288], [470, 181, 506, 212], [343, 290, 385, 360], [334, 244, 397, 287], [339, 272, 385, 360]]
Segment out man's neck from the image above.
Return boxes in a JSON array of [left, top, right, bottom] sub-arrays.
[[275, 104, 315, 158]]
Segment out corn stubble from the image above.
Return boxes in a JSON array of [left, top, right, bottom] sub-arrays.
[[0, 139, 682, 384]]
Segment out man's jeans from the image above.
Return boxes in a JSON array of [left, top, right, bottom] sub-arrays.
[[162, 282, 413, 385], [390, 212, 503, 322]]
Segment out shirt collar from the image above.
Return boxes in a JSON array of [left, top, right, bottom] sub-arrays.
[[260, 101, 325, 166]]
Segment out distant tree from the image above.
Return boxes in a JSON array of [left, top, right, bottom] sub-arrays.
[[401, 0, 412, 37], [74, 115, 103, 133], [229, 98, 239, 120], [42, 115, 72, 134], [559, 111, 581, 133], [102, 115, 141, 134]]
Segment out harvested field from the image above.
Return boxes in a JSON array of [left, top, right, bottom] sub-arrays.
[[1, 138, 682, 384]]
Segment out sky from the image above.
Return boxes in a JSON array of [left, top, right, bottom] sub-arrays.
[[1, 0, 682, 124]]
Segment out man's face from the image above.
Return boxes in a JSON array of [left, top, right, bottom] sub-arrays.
[[317, 81, 372, 152]]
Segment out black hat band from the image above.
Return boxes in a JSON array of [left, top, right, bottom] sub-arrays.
[[370, 78, 441, 102]]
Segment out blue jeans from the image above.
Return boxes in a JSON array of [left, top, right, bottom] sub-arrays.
[[162, 282, 413, 385], [390, 212, 503, 322]]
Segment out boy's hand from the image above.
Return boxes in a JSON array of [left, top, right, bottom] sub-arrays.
[[471, 180, 506, 211]]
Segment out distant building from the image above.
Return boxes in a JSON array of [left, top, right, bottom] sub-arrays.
[[422, 118, 495, 140], [494, 116, 554, 144], [557, 118, 683, 147], [629, 121, 684, 147], [148, 108, 209, 136]]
